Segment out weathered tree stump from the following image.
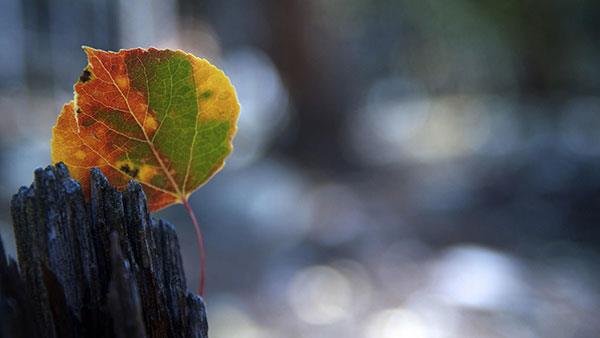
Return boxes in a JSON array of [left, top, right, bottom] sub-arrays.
[[0, 163, 208, 337]]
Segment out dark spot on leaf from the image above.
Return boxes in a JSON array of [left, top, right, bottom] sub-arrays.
[[201, 90, 213, 100], [79, 69, 91, 83], [120, 163, 139, 178], [76, 108, 82, 114]]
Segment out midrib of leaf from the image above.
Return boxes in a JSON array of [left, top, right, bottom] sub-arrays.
[[91, 53, 184, 201]]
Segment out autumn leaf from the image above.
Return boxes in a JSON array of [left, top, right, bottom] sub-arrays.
[[51, 47, 240, 211], [51, 47, 240, 295]]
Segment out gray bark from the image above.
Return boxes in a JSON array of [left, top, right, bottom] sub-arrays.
[[0, 163, 207, 338]]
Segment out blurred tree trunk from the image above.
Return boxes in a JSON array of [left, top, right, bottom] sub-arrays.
[[264, 0, 358, 170]]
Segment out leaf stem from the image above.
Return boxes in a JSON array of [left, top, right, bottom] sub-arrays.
[[182, 198, 206, 296]]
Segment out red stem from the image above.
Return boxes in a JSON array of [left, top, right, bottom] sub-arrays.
[[182, 198, 206, 296]]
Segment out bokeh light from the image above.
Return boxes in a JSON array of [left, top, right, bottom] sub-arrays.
[[364, 308, 428, 338], [288, 265, 352, 325]]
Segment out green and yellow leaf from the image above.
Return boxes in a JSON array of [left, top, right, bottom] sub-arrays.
[[51, 47, 240, 211]]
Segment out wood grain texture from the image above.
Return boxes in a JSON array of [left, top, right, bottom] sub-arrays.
[[0, 163, 207, 338]]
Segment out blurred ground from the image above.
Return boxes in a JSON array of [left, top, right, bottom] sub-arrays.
[[1, 1, 600, 337]]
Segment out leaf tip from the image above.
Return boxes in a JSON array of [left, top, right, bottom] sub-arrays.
[[81, 45, 101, 59]]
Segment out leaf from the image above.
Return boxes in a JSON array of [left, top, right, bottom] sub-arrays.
[[51, 47, 240, 211]]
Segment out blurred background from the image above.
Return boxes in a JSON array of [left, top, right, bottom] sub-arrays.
[[1, 0, 600, 337]]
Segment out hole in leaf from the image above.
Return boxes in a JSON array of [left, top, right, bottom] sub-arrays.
[[79, 69, 92, 83]]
